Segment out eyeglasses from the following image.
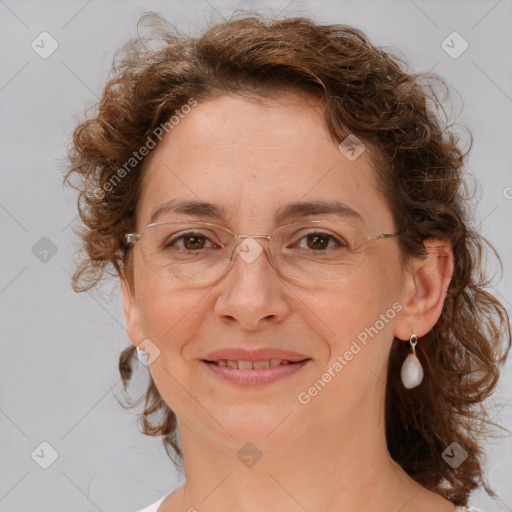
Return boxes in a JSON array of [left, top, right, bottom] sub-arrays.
[[124, 219, 400, 285]]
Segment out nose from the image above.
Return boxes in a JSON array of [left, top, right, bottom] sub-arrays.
[[212, 238, 291, 330]]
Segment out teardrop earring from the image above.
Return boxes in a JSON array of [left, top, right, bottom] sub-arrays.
[[400, 333, 424, 389]]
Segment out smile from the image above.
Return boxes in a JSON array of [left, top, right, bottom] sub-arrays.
[[202, 358, 311, 386], [207, 359, 296, 369]]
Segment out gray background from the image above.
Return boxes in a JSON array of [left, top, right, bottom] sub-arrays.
[[0, 0, 511, 511]]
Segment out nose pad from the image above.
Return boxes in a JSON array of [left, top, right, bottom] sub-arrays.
[[234, 237, 266, 265], [224, 236, 279, 281]]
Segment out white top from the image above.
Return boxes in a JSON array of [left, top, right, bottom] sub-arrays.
[[136, 493, 168, 512], [135, 493, 485, 512]]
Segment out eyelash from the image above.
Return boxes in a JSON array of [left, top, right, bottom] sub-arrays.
[[292, 232, 346, 250], [165, 230, 346, 251]]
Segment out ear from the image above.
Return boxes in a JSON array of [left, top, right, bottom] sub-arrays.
[[120, 277, 145, 350], [394, 239, 454, 341]]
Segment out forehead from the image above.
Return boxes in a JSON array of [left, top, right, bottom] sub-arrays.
[[137, 94, 393, 231]]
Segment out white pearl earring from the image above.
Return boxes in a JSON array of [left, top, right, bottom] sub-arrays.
[[401, 334, 424, 389], [135, 345, 148, 364]]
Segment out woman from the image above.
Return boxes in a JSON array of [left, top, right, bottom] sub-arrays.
[[64, 12, 510, 512]]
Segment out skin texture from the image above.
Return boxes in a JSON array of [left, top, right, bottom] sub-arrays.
[[122, 93, 455, 512]]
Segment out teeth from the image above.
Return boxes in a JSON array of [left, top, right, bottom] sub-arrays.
[[253, 360, 270, 369], [212, 359, 294, 369]]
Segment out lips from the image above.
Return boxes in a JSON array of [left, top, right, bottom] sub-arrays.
[[201, 348, 311, 387]]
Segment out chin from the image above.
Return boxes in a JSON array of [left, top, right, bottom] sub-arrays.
[[208, 406, 306, 450]]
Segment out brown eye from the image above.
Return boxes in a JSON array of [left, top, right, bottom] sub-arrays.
[[165, 232, 214, 251], [294, 231, 345, 251], [182, 235, 206, 250], [306, 234, 331, 250]]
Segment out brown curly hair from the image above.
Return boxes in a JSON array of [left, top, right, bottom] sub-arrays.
[[64, 12, 511, 507]]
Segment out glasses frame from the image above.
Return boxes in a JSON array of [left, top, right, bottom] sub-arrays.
[[123, 219, 401, 284]]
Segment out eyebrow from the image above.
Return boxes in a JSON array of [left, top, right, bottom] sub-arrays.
[[149, 199, 363, 225]]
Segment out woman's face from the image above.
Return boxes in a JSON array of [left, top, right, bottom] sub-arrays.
[[122, 93, 408, 452]]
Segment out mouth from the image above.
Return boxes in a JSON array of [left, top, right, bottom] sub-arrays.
[[201, 358, 312, 387], [203, 358, 309, 369]]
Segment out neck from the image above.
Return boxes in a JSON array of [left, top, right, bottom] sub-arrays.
[[173, 403, 426, 512]]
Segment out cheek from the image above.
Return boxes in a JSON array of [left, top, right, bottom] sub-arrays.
[[134, 266, 204, 354], [317, 263, 401, 367], [136, 282, 208, 405], [132, 248, 198, 336]]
